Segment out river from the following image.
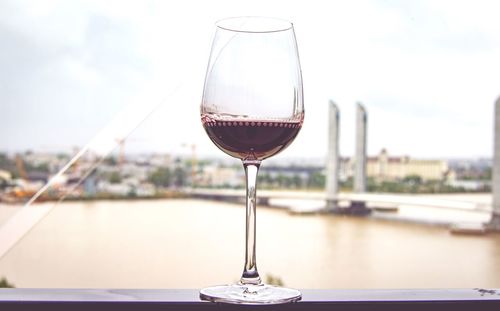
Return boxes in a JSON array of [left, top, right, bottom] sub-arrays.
[[0, 197, 499, 289]]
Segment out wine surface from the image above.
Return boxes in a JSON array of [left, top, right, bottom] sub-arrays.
[[201, 114, 303, 161]]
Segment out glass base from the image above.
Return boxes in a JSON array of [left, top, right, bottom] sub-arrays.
[[200, 284, 301, 305]]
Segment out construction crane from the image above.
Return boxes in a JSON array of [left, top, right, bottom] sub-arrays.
[[116, 138, 126, 168], [15, 154, 28, 180], [182, 143, 198, 187], [115, 137, 147, 168]]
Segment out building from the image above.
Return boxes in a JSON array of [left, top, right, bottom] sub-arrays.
[[362, 149, 449, 181], [0, 170, 12, 183], [199, 165, 243, 188]]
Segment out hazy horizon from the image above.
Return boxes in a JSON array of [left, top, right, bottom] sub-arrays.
[[0, 147, 492, 163], [1, 0, 499, 159]]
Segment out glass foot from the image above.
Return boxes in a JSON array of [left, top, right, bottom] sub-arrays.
[[200, 283, 301, 305]]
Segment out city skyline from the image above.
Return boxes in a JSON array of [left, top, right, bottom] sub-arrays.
[[1, 0, 499, 159]]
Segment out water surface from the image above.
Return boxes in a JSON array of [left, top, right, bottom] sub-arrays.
[[0, 198, 499, 289]]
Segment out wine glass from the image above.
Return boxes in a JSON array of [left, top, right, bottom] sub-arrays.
[[199, 16, 304, 304]]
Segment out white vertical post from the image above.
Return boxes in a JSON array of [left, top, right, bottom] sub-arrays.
[[326, 100, 339, 209], [354, 103, 367, 193], [491, 96, 500, 230]]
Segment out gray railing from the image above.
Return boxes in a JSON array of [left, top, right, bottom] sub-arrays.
[[1, 288, 500, 310]]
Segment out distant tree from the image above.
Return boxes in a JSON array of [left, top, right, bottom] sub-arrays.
[[56, 153, 69, 160], [149, 167, 172, 188], [275, 174, 287, 188], [31, 162, 50, 173], [103, 156, 118, 166], [109, 171, 122, 184], [0, 277, 14, 288], [307, 172, 325, 189], [259, 173, 273, 187], [265, 274, 284, 286], [482, 168, 492, 180], [0, 154, 17, 176], [378, 181, 405, 193], [367, 177, 378, 192], [0, 153, 9, 167], [173, 166, 187, 187], [127, 187, 137, 198], [291, 174, 303, 188], [403, 175, 422, 185], [340, 177, 353, 191]]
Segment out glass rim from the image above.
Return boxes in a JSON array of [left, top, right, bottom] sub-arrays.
[[215, 16, 293, 33]]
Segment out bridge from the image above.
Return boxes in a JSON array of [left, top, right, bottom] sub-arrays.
[[186, 188, 491, 212], [186, 189, 494, 234]]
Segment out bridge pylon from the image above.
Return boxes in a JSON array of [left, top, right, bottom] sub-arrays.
[[490, 96, 500, 231], [325, 100, 341, 212]]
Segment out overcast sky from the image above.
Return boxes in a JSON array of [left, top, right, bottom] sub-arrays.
[[1, 0, 499, 160]]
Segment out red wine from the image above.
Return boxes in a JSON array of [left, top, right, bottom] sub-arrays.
[[201, 114, 303, 161]]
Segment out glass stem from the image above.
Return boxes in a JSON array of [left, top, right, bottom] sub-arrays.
[[240, 160, 262, 286]]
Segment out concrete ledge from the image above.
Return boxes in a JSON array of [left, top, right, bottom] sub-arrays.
[[1, 288, 500, 310]]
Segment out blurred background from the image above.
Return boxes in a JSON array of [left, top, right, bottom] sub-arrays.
[[0, 0, 499, 289]]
